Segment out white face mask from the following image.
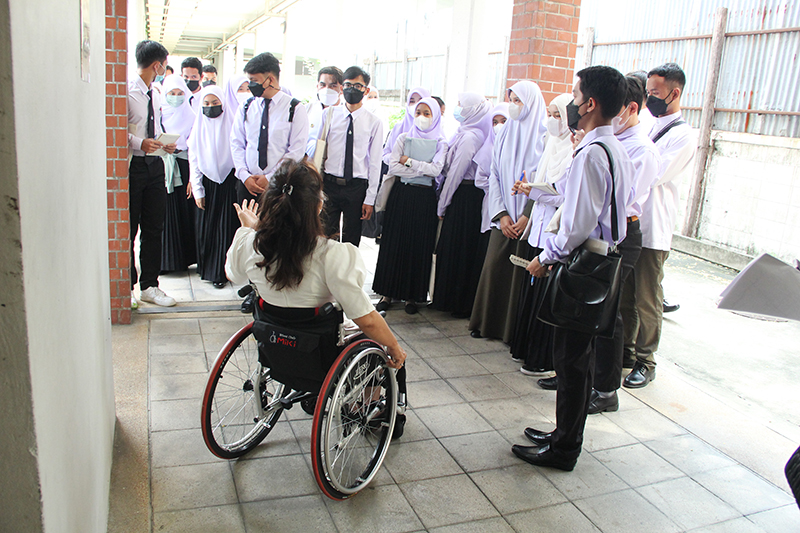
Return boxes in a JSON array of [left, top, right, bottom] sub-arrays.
[[508, 103, 523, 120], [612, 109, 631, 134], [493, 123, 504, 135], [236, 92, 251, 104], [546, 116, 564, 137], [318, 88, 340, 107], [414, 115, 432, 131], [408, 103, 419, 115], [364, 98, 380, 113]]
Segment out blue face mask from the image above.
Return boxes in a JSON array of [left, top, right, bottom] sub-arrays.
[[155, 75, 165, 83], [453, 106, 467, 123], [165, 94, 185, 108]]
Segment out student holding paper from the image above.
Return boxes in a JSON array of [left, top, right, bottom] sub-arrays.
[[316, 66, 383, 247], [188, 86, 238, 288], [469, 81, 547, 341], [373, 98, 448, 314], [127, 40, 177, 307], [160, 74, 198, 274], [510, 93, 574, 377], [429, 93, 493, 317]]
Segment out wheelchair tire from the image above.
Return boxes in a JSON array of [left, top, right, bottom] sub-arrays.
[[201, 322, 286, 459], [311, 339, 398, 500]]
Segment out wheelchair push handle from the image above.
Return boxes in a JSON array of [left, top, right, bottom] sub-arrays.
[[238, 285, 254, 298]]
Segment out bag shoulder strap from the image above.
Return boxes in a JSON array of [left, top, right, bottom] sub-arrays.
[[320, 106, 335, 143], [288, 98, 301, 122], [651, 118, 686, 144], [242, 96, 256, 123], [575, 141, 618, 244]]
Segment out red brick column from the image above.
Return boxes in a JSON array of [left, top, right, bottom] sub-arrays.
[[106, 0, 131, 325], [507, 0, 581, 104]]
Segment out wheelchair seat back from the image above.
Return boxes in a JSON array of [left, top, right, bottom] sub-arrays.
[[251, 299, 344, 393]]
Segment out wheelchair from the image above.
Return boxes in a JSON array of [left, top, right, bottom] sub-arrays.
[[200, 284, 404, 500]]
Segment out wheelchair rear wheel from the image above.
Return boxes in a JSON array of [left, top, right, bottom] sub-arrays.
[[311, 339, 398, 500], [202, 322, 286, 459]]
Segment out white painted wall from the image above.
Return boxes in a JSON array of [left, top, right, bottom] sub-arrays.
[[698, 131, 800, 263], [8, 0, 116, 530]]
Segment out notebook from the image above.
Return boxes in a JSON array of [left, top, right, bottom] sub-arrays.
[[403, 137, 438, 163]]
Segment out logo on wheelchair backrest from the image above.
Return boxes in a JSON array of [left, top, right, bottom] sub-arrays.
[[269, 330, 298, 348]]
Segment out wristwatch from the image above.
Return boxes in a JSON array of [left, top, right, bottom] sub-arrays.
[[404, 159, 412, 168]]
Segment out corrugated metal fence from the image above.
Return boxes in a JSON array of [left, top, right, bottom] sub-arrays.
[[577, 0, 800, 137]]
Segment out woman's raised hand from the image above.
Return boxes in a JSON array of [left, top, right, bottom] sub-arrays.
[[233, 199, 259, 229]]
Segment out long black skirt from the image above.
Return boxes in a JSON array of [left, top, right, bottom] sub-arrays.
[[430, 181, 489, 315], [196, 170, 238, 284], [372, 182, 438, 302], [509, 246, 555, 371], [161, 158, 197, 272]]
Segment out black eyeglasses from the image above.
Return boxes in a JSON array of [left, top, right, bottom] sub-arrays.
[[343, 83, 365, 91]]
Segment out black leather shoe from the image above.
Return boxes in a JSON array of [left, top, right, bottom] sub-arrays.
[[588, 389, 619, 414], [623, 363, 656, 389], [537, 375, 558, 390], [213, 281, 227, 289], [663, 299, 680, 313], [523, 427, 552, 446], [404, 301, 418, 314], [470, 330, 483, 338], [375, 298, 391, 312], [511, 444, 576, 471], [392, 414, 406, 440]]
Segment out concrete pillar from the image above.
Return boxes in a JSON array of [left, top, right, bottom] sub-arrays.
[[444, 0, 489, 108], [507, 0, 581, 103], [281, 13, 297, 91]]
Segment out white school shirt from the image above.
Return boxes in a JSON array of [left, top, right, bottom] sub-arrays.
[[229, 90, 310, 184], [127, 75, 164, 156], [539, 126, 635, 265], [305, 101, 329, 157], [526, 169, 569, 249], [319, 106, 384, 205], [225, 228, 374, 320], [188, 92, 202, 114], [616, 122, 661, 219], [640, 111, 697, 251]]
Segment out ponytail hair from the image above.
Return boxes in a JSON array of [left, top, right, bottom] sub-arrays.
[[253, 160, 325, 290]]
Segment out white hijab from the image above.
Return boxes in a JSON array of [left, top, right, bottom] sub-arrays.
[[492, 81, 547, 220], [534, 93, 573, 184], [187, 86, 235, 183], [160, 74, 196, 151]]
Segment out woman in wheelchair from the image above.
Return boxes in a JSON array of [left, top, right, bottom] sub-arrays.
[[207, 159, 408, 499]]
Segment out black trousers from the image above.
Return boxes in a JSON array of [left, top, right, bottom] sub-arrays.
[[551, 327, 596, 461], [130, 156, 166, 291], [593, 219, 643, 392], [322, 176, 369, 247]]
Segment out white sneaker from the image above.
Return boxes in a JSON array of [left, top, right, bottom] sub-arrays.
[[131, 296, 139, 310], [140, 286, 176, 307], [520, 366, 553, 377]]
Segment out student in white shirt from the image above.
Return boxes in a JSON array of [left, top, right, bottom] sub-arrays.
[[513, 66, 634, 471], [229, 52, 309, 205], [305, 66, 343, 157], [623, 63, 697, 389], [590, 75, 661, 413], [313, 67, 383, 247], [127, 40, 177, 307], [181, 57, 203, 113]]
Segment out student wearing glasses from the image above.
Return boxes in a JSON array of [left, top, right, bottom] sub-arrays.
[[314, 66, 383, 247]]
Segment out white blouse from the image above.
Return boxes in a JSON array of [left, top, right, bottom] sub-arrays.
[[225, 228, 374, 320]]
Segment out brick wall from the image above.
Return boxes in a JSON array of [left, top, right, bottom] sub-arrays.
[[106, 0, 130, 325], [507, 0, 581, 104]]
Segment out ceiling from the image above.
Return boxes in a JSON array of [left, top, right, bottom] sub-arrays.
[[145, 0, 301, 57]]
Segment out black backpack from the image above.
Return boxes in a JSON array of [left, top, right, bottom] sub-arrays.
[[242, 96, 301, 123]]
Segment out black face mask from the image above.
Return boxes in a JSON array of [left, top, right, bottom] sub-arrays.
[[249, 80, 265, 98], [202, 80, 215, 87], [202, 105, 223, 119], [566, 99, 587, 131], [343, 87, 365, 105], [646, 91, 673, 117], [185, 79, 200, 92]]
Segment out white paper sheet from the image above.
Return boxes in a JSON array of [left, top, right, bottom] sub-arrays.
[[717, 253, 800, 322]]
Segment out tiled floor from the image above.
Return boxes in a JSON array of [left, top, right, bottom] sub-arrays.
[[121, 241, 800, 532], [144, 305, 799, 532]]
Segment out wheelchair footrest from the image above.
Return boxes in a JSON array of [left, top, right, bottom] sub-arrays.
[[279, 390, 317, 410]]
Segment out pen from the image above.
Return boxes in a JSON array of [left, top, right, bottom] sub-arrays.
[[513, 171, 525, 195]]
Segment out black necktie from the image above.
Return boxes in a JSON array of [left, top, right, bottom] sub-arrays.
[[258, 98, 271, 170], [343, 114, 354, 181], [146, 89, 155, 139]]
